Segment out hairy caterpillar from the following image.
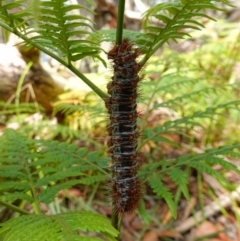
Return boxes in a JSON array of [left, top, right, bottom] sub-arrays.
[[106, 38, 143, 214]]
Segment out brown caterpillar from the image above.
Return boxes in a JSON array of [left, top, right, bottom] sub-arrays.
[[106, 38, 143, 214]]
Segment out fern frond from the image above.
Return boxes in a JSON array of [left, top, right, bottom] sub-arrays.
[[89, 29, 150, 52], [167, 168, 189, 199], [149, 174, 177, 218], [37, 175, 106, 203], [141, 143, 240, 181], [0, 181, 29, 192], [154, 85, 230, 110], [1, 192, 34, 203], [204, 156, 240, 174], [0, 129, 109, 206], [0, 211, 118, 241], [0, 102, 42, 115], [140, 143, 240, 217], [190, 161, 226, 182], [53, 102, 105, 117], [141, 100, 240, 148], [141, 0, 234, 64], [225, 151, 240, 159], [0, 0, 101, 63], [53, 103, 88, 116]]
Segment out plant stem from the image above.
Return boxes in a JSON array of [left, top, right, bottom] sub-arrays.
[[15, 61, 34, 121], [22, 157, 41, 215], [111, 214, 122, 240], [111, 214, 118, 231], [0, 200, 30, 215], [116, 0, 125, 44]]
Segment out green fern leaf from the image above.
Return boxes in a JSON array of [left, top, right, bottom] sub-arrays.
[[225, 151, 240, 159], [167, 168, 189, 199], [89, 29, 150, 53], [0, 212, 118, 241], [36, 171, 84, 186], [79, 174, 107, 185], [53, 103, 88, 116], [0, 129, 108, 205], [39, 175, 107, 203], [40, 167, 58, 175], [0, 102, 42, 115], [154, 86, 224, 109], [190, 161, 226, 183], [0, 0, 102, 63], [140, 143, 240, 205], [149, 174, 177, 218], [39, 180, 85, 203], [141, 0, 233, 61], [0, 165, 23, 172], [204, 156, 240, 174], [144, 100, 240, 144], [0, 181, 29, 192], [2, 192, 34, 203], [0, 170, 27, 179]]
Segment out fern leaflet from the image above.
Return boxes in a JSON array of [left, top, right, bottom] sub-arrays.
[[0, 0, 102, 63], [0, 211, 118, 241], [141, 0, 233, 63], [0, 129, 109, 206], [149, 174, 177, 218]]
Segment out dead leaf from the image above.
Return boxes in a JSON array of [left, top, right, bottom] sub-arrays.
[[162, 210, 172, 225], [194, 221, 219, 238], [142, 230, 159, 241], [182, 197, 196, 220], [158, 230, 183, 239], [207, 239, 222, 241]]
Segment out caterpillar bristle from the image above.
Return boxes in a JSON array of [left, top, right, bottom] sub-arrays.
[[112, 177, 143, 214], [106, 38, 143, 214]]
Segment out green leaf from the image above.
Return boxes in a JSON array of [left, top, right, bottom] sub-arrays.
[[167, 168, 189, 199], [0, 130, 107, 205], [154, 15, 171, 24], [190, 161, 226, 183], [0, 0, 100, 63], [138, 201, 151, 225], [0, 181, 29, 191], [141, 0, 233, 62], [149, 175, 177, 218], [1, 192, 34, 203], [0, 212, 119, 241], [39, 180, 86, 203]]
